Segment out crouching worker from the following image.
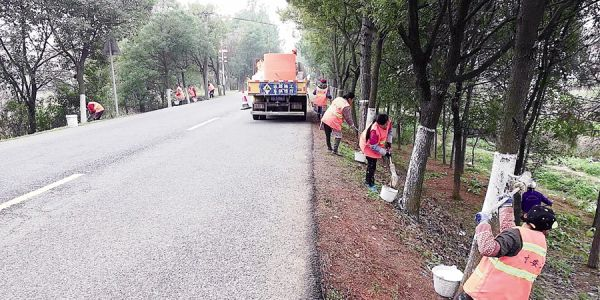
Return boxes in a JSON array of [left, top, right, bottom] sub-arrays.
[[87, 101, 105, 121], [321, 92, 358, 155], [459, 197, 557, 300], [359, 114, 392, 192]]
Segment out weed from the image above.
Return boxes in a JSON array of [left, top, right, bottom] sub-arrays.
[[326, 289, 345, 300], [371, 281, 383, 294], [578, 292, 591, 300], [425, 171, 447, 180], [563, 157, 600, 177], [536, 170, 599, 209], [546, 258, 574, 280], [461, 176, 484, 195], [531, 285, 545, 300]]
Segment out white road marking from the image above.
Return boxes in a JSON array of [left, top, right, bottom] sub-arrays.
[[0, 174, 84, 212], [186, 117, 220, 131]]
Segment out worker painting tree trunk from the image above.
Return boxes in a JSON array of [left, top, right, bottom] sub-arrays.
[[457, 0, 548, 293]]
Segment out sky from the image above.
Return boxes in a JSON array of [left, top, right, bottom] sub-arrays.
[[177, 0, 299, 51]]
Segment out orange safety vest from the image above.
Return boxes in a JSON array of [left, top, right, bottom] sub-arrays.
[[321, 97, 350, 131], [87, 102, 104, 113], [359, 121, 392, 159], [175, 87, 184, 100], [314, 87, 328, 107], [464, 226, 547, 300]]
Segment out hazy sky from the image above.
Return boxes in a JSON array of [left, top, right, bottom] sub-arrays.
[[177, 0, 299, 51]]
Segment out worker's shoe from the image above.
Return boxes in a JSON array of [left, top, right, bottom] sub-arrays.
[[366, 184, 377, 193], [331, 151, 343, 156]]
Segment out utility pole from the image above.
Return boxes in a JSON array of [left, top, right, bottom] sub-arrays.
[[104, 36, 120, 117], [219, 48, 228, 95]]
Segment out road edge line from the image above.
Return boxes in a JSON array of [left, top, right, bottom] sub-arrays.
[[0, 173, 85, 212]]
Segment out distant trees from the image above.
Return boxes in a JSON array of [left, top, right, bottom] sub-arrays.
[[0, 0, 281, 137], [0, 0, 60, 134]]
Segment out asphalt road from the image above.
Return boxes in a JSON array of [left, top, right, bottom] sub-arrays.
[[0, 94, 319, 299]]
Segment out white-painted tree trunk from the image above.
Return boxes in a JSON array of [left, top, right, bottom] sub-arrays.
[[167, 89, 172, 108], [482, 153, 517, 213], [456, 152, 517, 296], [358, 100, 368, 132], [79, 94, 87, 123], [366, 108, 376, 128], [398, 125, 435, 215]]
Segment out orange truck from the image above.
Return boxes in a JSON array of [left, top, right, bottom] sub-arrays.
[[247, 53, 308, 120]]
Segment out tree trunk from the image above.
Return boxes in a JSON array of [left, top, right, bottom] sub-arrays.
[[413, 109, 418, 144], [588, 191, 600, 268], [25, 100, 36, 134], [460, 85, 473, 175], [360, 15, 374, 127], [442, 103, 447, 164], [451, 82, 464, 200], [76, 63, 87, 123], [400, 91, 446, 217], [434, 130, 438, 160], [368, 31, 385, 128], [203, 56, 209, 99], [457, 0, 548, 294], [450, 134, 455, 168]]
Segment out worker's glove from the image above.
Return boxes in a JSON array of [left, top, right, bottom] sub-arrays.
[[514, 181, 527, 194], [385, 142, 392, 149], [377, 147, 387, 156], [498, 194, 513, 208], [475, 212, 491, 224]]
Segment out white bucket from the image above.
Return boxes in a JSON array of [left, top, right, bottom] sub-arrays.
[[354, 151, 366, 163], [379, 185, 398, 203], [432, 265, 463, 298], [66, 115, 78, 128]]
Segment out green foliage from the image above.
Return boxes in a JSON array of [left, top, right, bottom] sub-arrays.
[[227, 4, 281, 82], [562, 157, 600, 177], [536, 170, 599, 204], [0, 101, 28, 139], [461, 176, 484, 195]]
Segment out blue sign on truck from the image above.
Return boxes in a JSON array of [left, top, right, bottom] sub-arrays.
[[259, 82, 298, 96]]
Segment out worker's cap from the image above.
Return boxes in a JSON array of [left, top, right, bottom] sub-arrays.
[[320, 79, 327, 84], [523, 205, 557, 231]]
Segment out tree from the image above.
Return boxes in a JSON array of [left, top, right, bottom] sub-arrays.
[[119, 9, 194, 108], [398, 0, 514, 216], [48, 0, 152, 123], [589, 191, 600, 269], [0, 0, 61, 134], [458, 0, 549, 292], [227, 3, 281, 87]]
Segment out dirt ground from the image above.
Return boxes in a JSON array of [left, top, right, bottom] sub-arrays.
[[310, 120, 600, 300]]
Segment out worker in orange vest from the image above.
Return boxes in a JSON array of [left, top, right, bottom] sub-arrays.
[[459, 197, 556, 300], [321, 92, 358, 155], [208, 82, 215, 98], [312, 79, 331, 120], [175, 84, 185, 103], [188, 85, 198, 102], [87, 101, 105, 121], [359, 114, 392, 192]]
